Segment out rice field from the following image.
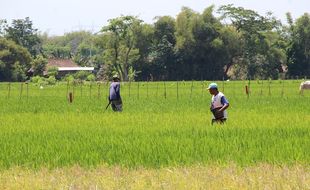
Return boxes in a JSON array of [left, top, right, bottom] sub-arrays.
[[0, 80, 309, 188]]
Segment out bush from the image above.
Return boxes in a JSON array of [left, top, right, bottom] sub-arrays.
[[74, 71, 89, 80], [31, 76, 41, 83], [86, 74, 96, 82], [47, 76, 57, 85], [47, 66, 58, 77], [63, 74, 75, 83]]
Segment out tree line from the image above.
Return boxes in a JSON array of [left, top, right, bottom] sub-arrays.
[[0, 5, 310, 82]]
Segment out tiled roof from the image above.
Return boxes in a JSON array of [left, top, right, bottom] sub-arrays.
[[47, 59, 78, 68]]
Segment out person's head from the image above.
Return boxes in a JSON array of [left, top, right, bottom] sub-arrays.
[[112, 74, 120, 82], [207, 83, 218, 95]]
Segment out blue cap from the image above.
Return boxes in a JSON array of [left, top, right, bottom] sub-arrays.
[[207, 83, 218, 89]]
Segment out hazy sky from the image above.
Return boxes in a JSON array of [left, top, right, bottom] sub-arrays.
[[1, 0, 309, 36]]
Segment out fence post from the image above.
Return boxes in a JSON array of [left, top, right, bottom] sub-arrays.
[[97, 83, 101, 99], [201, 81, 204, 97], [72, 83, 75, 99], [68, 92, 73, 103], [281, 79, 284, 97], [128, 81, 131, 98], [268, 79, 271, 96], [156, 82, 159, 98], [177, 81, 179, 100], [8, 82, 11, 98], [190, 80, 193, 99], [66, 81, 69, 98], [89, 83, 92, 98], [260, 80, 263, 96], [248, 78, 251, 96], [164, 81, 167, 99], [26, 82, 29, 100], [137, 82, 140, 99], [245, 85, 249, 98], [80, 83, 83, 97], [146, 81, 149, 98], [19, 83, 23, 100]]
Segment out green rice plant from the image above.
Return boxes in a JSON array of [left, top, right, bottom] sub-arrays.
[[0, 80, 309, 169]]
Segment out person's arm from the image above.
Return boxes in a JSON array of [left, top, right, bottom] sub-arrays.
[[219, 96, 229, 112]]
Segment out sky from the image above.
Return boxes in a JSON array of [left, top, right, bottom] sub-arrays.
[[1, 0, 309, 36]]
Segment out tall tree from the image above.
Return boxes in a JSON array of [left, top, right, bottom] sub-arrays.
[[0, 19, 7, 36], [101, 16, 142, 81], [219, 4, 284, 79], [287, 13, 310, 77], [5, 17, 42, 57], [175, 6, 226, 80], [132, 23, 154, 80], [0, 38, 32, 81], [149, 16, 177, 80]]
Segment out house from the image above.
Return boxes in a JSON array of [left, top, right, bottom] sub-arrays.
[[44, 59, 94, 78]]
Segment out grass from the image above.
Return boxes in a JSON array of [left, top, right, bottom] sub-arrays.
[[0, 80, 309, 169], [0, 80, 309, 188], [0, 165, 309, 189]]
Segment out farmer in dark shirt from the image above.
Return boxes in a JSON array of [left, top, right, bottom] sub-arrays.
[[109, 75, 122, 112]]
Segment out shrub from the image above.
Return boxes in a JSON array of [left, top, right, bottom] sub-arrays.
[[74, 71, 89, 80], [47, 76, 57, 85], [31, 76, 41, 83], [86, 74, 96, 82]]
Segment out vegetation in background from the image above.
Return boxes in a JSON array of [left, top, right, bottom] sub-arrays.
[[0, 5, 310, 81]]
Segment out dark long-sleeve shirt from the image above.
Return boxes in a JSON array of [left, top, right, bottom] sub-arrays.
[[109, 82, 121, 101]]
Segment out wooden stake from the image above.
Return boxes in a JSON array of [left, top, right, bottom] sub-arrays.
[[19, 83, 23, 100], [190, 80, 193, 99], [146, 81, 149, 98], [26, 82, 29, 100], [98, 83, 101, 99], [177, 81, 179, 100], [164, 82, 167, 99], [8, 82, 11, 98], [137, 82, 140, 99]]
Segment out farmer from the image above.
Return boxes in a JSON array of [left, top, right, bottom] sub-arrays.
[[208, 83, 229, 125], [109, 74, 122, 112]]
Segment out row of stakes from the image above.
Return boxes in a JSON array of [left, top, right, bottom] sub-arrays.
[[2, 80, 294, 102]]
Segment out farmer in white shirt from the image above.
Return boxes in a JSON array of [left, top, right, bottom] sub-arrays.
[[208, 83, 229, 125]]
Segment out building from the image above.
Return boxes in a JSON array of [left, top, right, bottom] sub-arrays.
[[44, 59, 94, 78]]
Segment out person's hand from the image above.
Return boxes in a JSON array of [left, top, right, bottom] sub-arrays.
[[212, 108, 224, 119]]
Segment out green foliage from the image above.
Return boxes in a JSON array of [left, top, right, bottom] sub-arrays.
[[31, 75, 56, 86], [86, 73, 96, 82], [31, 55, 48, 76], [63, 74, 75, 83], [100, 16, 143, 81], [218, 5, 285, 79], [8, 6, 306, 81], [74, 71, 90, 80], [0, 19, 7, 36], [4, 17, 42, 57], [0, 81, 309, 169], [287, 13, 310, 77], [0, 37, 32, 81], [31, 75, 41, 83], [47, 66, 58, 77], [127, 66, 140, 81], [46, 76, 57, 85]]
